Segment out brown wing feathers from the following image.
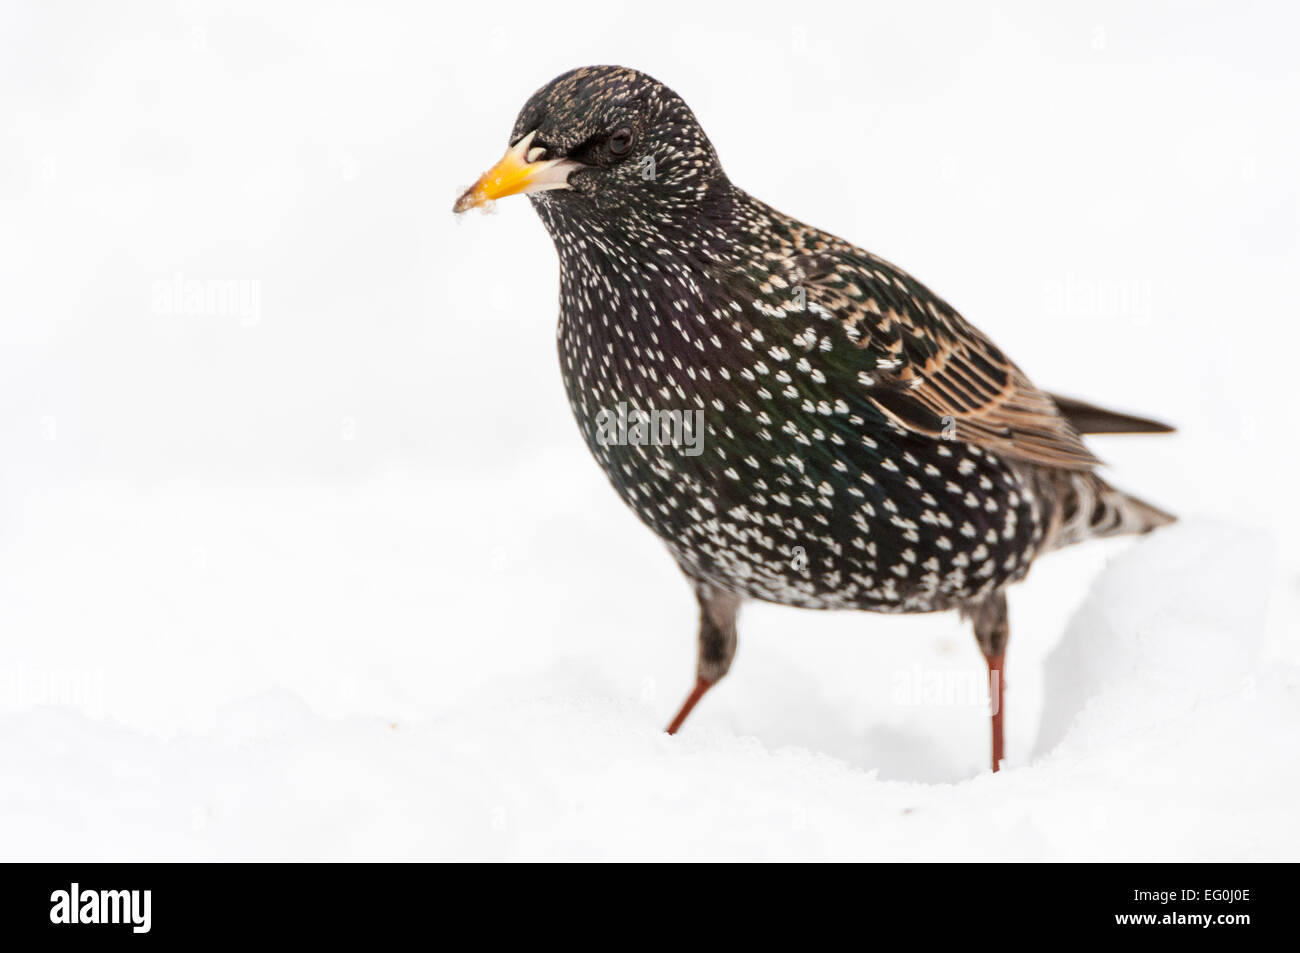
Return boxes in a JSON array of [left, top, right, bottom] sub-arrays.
[[797, 252, 1103, 471]]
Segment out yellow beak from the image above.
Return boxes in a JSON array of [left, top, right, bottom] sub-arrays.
[[453, 130, 581, 213]]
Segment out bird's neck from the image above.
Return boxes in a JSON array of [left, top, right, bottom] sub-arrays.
[[545, 182, 789, 312]]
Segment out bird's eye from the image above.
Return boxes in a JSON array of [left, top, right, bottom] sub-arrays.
[[608, 127, 635, 157]]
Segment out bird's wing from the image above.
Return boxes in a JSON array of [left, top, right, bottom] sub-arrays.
[[786, 249, 1100, 471]]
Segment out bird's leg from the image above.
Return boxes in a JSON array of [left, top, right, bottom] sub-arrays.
[[665, 679, 712, 735], [666, 583, 740, 735], [965, 592, 1010, 772], [987, 653, 1006, 771]]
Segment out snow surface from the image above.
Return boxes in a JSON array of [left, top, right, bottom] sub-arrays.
[[1, 486, 1295, 861], [2, 2, 1299, 860]]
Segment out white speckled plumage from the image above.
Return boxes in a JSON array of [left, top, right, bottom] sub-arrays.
[[462, 65, 1174, 766]]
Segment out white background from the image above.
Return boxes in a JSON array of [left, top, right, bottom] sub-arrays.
[[2, 1, 1298, 859]]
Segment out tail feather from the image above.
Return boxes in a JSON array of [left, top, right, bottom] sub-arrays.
[[1050, 472, 1176, 550], [1049, 393, 1175, 435]]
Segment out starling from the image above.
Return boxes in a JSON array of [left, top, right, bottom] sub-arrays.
[[454, 66, 1174, 772]]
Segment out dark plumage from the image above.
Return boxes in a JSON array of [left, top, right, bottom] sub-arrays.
[[454, 66, 1174, 771]]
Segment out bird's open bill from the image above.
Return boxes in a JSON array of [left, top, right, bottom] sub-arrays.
[[453, 130, 581, 213]]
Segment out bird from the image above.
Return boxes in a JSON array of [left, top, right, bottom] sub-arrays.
[[453, 66, 1174, 772]]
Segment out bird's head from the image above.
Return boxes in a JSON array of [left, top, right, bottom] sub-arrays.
[[453, 66, 728, 228]]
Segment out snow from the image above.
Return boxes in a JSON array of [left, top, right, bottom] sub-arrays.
[[1, 486, 1296, 861], [2, 2, 1299, 860]]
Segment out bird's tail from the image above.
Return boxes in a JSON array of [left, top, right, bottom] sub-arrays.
[[1039, 392, 1176, 548], [1048, 393, 1174, 435], [1049, 472, 1176, 550]]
